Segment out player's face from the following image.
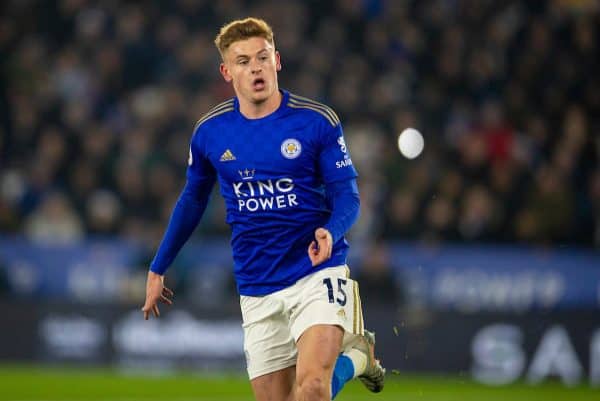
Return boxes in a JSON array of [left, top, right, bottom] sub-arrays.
[[220, 37, 281, 105]]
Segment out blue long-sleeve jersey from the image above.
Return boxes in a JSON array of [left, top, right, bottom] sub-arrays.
[[151, 90, 360, 296]]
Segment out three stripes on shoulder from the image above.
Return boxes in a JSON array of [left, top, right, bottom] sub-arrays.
[[194, 99, 235, 130], [287, 94, 340, 127]]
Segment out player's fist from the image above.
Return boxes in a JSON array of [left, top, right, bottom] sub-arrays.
[[141, 271, 174, 320], [308, 227, 333, 266]]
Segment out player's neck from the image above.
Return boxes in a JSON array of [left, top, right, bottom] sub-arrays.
[[238, 89, 282, 119]]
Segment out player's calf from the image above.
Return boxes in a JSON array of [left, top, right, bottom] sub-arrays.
[[296, 375, 331, 401]]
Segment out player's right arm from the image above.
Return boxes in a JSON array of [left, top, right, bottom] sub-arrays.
[[142, 129, 216, 319]]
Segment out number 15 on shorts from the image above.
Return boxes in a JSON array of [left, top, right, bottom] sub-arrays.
[[323, 277, 347, 306]]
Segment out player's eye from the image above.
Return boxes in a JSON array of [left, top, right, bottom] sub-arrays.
[[238, 59, 249, 65]]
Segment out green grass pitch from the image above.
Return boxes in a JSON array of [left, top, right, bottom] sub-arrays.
[[0, 365, 596, 401]]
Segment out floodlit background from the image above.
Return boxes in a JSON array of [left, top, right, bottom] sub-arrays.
[[0, 1, 599, 400]]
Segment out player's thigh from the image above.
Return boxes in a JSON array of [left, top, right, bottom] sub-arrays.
[[240, 294, 297, 381], [250, 365, 295, 401], [295, 323, 344, 381]]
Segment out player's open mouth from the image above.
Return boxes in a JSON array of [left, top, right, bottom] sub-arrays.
[[253, 78, 265, 90]]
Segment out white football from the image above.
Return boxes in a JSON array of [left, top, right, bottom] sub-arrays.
[[397, 128, 424, 159]]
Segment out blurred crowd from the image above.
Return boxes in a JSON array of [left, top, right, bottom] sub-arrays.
[[1, 0, 599, 252]]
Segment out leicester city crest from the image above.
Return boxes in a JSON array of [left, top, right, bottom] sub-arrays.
[[281, 138, 302, 159]]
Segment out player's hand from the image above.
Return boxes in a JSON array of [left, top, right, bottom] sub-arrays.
[[308, 227, 333, 266], [141, 271, 174, 320]]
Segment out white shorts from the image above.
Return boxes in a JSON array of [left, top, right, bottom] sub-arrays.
[[240, 265, 364, 379]]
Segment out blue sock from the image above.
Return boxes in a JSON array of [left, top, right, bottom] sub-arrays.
[[331, 354, 355, 399]]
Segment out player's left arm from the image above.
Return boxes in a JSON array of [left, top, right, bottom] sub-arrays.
[[308, 120, 360, 266], [308, 178, 361, 266]]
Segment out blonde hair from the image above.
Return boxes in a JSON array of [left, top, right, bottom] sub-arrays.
[[214, 17, 275, 58]]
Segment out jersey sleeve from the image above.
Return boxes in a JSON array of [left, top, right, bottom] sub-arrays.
[[186, 127, 217, 190], [323, 178, 360, 243], [318, 122, 358, 184], [149, 128, 216, 275]]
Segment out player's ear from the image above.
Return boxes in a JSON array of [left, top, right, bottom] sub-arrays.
[[220, 62, 232, 82], [275, 50, 282, 71]]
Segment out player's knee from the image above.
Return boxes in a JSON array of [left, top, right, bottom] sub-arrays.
[[296, 375, 329, 401]]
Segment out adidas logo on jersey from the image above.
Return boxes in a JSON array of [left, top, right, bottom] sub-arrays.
[[220, 149, 236, 161]]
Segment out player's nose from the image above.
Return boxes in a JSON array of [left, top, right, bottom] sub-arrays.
[[250, 59, 262, 73]]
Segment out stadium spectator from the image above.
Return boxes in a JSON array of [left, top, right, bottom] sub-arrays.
[[24, 191, 84, 245]]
